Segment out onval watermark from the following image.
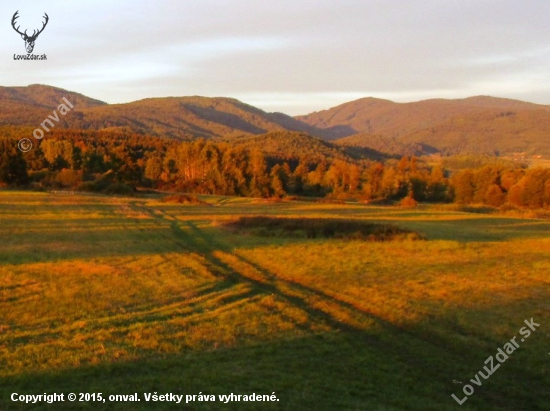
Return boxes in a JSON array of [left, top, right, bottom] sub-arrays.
[[18, 97, 74, 152], [451, 317, 540, 405]]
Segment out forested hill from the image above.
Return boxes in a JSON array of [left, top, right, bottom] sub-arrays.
[[1, 85, 550, 157], [0, 85, 107, 127], [296, 96, 549, 140], [333, 109, 550, 157], [71, 97, 327, 140], [335, 134, 437, 157], [0, 85, 322, 140], [0, 84, 107, 110], [228, 131, 389, 164], [298, 96, 550, 156]]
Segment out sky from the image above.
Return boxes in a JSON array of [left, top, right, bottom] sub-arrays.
[[1, 0, 550, 115]]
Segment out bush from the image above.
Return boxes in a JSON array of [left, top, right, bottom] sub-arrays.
[[56, 169, 83, 188], [225, 216, 425, 242]]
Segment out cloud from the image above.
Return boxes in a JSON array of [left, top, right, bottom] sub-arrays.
[[1, 0, 550, 114]]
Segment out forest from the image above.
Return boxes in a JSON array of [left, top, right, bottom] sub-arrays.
[[1, 128, 549, 209]]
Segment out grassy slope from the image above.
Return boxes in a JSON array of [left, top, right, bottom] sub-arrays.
[[0, 192, 549, 410]]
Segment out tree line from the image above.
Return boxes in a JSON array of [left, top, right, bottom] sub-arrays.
[[452, 165, 550, 208], [0, 131, 549, 208]]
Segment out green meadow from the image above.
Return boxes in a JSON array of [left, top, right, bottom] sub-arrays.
[[0, 191, 549, 410]]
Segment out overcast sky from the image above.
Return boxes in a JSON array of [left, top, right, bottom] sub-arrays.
[[1, 0, 550, 115]]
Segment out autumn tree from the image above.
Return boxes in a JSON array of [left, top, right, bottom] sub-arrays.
[[485, 184, 506, 207], [452, 170, 475, 204]]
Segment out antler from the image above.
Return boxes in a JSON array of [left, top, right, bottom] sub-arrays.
[[11, 11, 27, 37], [29, 13, 49, 40]]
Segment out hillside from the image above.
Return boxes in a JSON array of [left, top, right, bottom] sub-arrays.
[[1, 85, 549, 157], [74, 97, 296, 139], [399, 109, 550, 156], [0, 85, 320, 140], [306, 96, 550, 156], [228, 131, 388, 164], [0, 84, 106, 110], [296, 96, 550, 141], [335, 133, 437, 156], [0, 85, 107, 127]]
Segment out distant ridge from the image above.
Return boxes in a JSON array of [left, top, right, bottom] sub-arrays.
[[0, 84, 107, 109], [297, 96, 550, 156], [0, 84, 549, 156], [0, 85, 322, 140], [295, 95, 549, 140]]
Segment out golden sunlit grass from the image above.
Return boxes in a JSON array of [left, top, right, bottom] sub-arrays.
[[237, 239, 550, 331], [0, 191, 549, 410]]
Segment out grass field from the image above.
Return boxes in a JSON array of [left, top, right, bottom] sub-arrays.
[[0, 191, 549, 410]]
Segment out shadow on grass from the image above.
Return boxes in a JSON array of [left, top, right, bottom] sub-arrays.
[[1, 202, 549, 410], [0, 333, 436, 411], [1, 323, 547, 411], [377, 218, 550, 242]]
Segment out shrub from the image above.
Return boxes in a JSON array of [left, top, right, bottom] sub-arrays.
[[56, 169, 83, 188], [225, 216, 425, 242]]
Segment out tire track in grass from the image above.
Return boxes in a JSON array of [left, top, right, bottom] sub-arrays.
[[127, 202, 525, 410]]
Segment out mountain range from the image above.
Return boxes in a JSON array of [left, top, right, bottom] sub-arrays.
[[1, 84, 549, 157]]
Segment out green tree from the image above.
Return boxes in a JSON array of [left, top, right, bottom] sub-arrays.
[[0, 141, 29, 185]]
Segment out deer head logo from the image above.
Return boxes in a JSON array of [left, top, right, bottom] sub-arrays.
[[11, 11, 49, 54]]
